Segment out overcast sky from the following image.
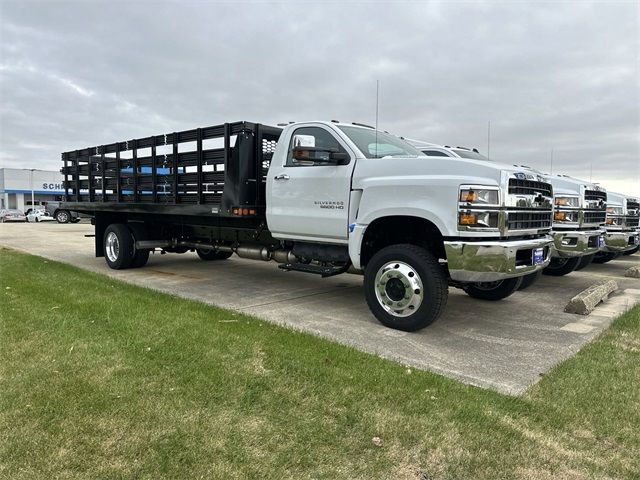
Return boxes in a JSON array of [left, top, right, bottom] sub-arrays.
[[1, 0, 638, 194]]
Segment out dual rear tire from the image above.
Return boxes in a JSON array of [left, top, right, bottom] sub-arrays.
[[104, 224, 149, 269]]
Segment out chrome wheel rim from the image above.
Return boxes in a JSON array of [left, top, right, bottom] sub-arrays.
[[374, 261, 424, 318], [58, 212, 68, 222], [105, 232, 120, 263]]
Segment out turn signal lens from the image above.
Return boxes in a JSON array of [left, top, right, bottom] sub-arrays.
[[606, 218, 614, 225], [459, 213, 478, 225], [554, 212, 566, 221], [460, 190, 478, 202]]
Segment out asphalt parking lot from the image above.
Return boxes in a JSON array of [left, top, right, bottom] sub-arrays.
[[1, 221, 638, 394]]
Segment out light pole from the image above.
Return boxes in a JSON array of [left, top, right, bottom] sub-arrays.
[[30, 169, 35, 214]]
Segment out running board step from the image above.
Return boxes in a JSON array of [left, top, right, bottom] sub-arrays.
[[278, 262, 350, 278]]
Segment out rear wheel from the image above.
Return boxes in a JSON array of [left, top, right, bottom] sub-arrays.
[[593, 252, 619, 264], [364, 244, 448, 331], [55, 210, 70, 223], [103, 224, 134, 270], [574, 254, 595, 271], [542, 256, 581, 276], [127, 223, 150, 268], [196, 248, 233, 261], [517, 270, 542, 291], [463, 277, 522, 301]]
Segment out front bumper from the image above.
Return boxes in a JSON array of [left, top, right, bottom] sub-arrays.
[[444, 235, 554, 282], [604, 230, 640, 252], [551, 229, 604, 258]]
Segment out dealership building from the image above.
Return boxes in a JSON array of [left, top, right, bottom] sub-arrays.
[[0, 168, 65, 211]]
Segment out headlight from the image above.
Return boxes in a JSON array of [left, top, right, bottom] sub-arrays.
[[459, 211, 499, 228], [554, 211, 579, 223], [554, 196, 580, 207], [606, 206, 624, 215], [459, 188, 499, 205]]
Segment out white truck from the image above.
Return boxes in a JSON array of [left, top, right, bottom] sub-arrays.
[[61, 121, 554, 331], [407, 140, 607, 278], [594, 192, 640, 262]]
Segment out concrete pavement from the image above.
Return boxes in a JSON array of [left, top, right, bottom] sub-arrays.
[[1, 221, 638, 395]]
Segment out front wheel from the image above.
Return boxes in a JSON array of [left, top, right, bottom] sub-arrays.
[[364, 244, 448, 331], [55, 210, 70, 223], [196, 248, 233, 261], [518, 270, 542, 291], [542, 256, 581, 276], [574, 254, 595, 271], [463, 277, 522, 301], [593, 252, 619, 264]]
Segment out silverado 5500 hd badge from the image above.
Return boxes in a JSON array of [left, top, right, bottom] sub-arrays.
[[314, 200, 345, 210]]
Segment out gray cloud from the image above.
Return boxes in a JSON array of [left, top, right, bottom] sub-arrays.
[[1, 0, 638, 193]]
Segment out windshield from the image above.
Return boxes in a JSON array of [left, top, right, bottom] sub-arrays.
[[338, 126, 423, 159], [452, 148, 489, 160]]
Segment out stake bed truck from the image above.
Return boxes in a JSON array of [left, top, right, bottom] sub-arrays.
[[62, 120, 554, 331]]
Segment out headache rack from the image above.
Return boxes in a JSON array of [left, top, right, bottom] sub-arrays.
[[61, 121, 282, 216]]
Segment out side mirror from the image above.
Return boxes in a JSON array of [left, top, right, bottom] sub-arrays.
[[292, 147, 349, 165]]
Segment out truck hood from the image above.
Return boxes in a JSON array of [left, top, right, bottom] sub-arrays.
[[544, 175, 603, 197], [353, 155, 549, 189]]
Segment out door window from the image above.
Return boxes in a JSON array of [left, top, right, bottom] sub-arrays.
[[286, 127, 349, 167]]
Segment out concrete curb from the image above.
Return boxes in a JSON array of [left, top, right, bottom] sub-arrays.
[[564, 279, 618, 315], [625, 266, 640, 278]]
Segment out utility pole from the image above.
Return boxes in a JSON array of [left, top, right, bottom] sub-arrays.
[[487, 120, 491, 160]]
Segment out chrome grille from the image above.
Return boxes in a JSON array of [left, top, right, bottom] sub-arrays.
[[627, 200, 639, 214], [585, 189, 606, 202], [508, 179, 553, 197], [583, 211, 606, 224], [627, 216, 639, 228], [507, 211, 552, 230]]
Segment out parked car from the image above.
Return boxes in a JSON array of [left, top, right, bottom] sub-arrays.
[[26, 209, 56, 222], [41, 201, 81, 223], [0, 209, 27, 223]]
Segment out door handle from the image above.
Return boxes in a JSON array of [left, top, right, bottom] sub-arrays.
[[274, 174, 290, 180]]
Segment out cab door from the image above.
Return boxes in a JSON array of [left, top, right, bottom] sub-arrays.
[[267, 125, 355, 243]]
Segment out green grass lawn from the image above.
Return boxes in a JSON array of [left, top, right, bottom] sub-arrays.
[[1, 248, 638, 479]]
